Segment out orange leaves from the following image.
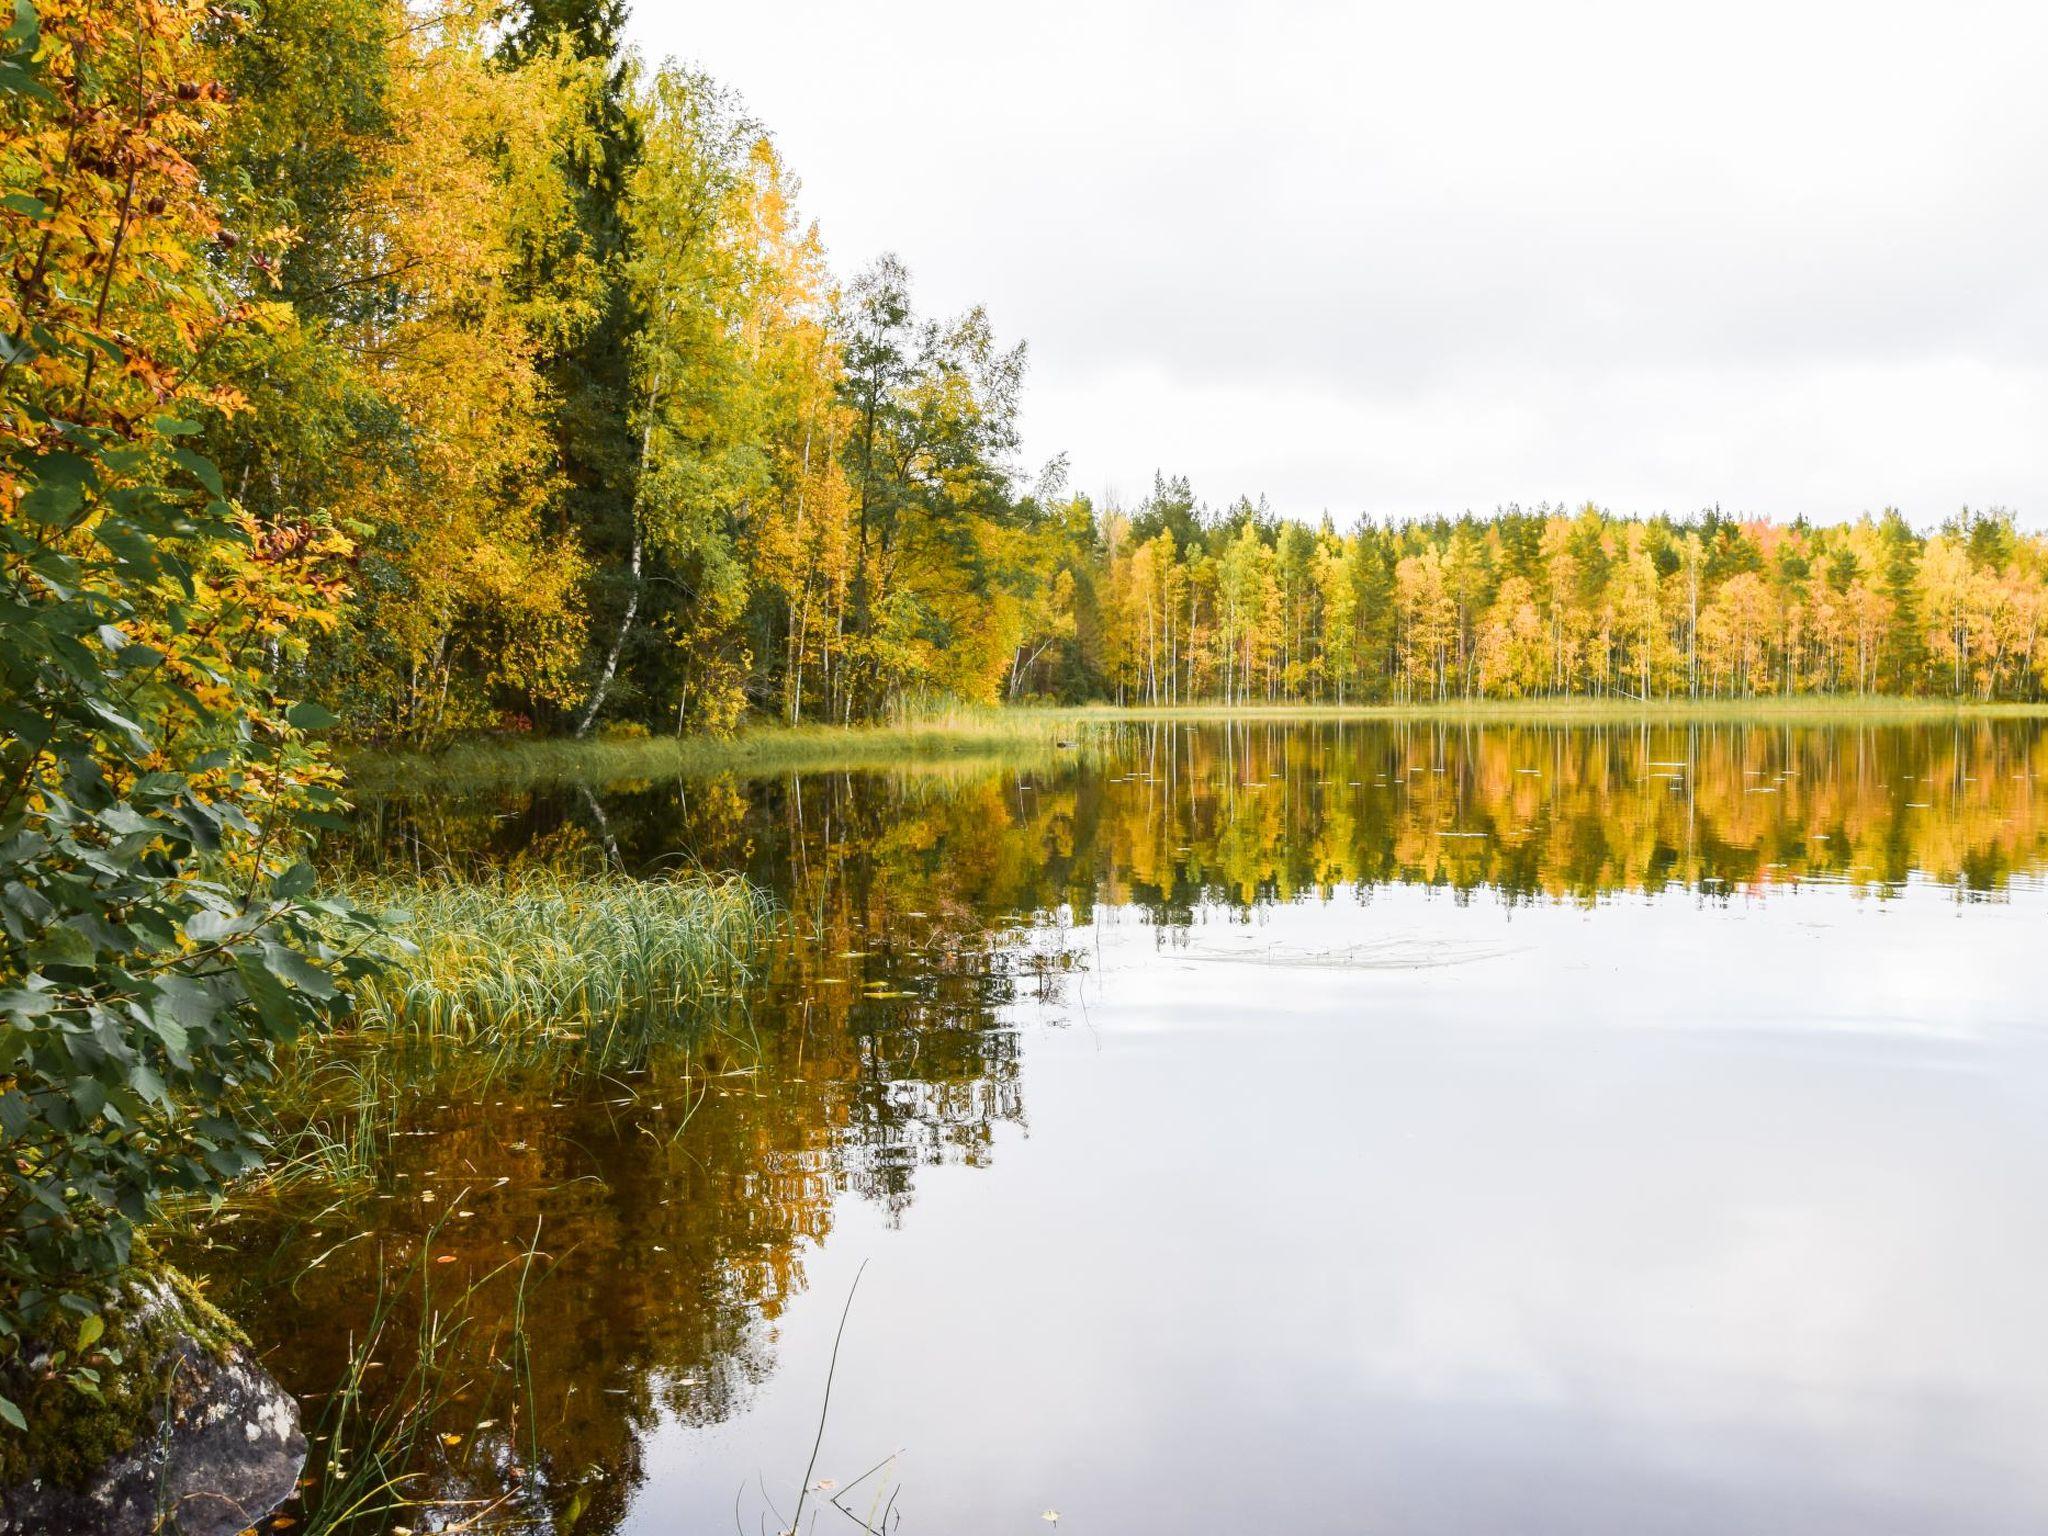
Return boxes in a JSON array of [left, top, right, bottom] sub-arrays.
[[1, 0, 241, 449]]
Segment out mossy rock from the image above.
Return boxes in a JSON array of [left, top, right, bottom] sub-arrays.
[[0, 1267, 303, 1536]]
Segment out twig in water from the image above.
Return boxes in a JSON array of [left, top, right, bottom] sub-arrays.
[[790, 1259, 869, 1534]]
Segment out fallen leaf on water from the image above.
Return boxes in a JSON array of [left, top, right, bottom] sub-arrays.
[[810, 1478, 836, 1492], [435, 1255, 456, 1264], [441, 1433, 463, 1447]]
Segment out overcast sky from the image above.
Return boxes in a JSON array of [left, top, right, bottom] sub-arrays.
[[629, 0, 2048, 527]]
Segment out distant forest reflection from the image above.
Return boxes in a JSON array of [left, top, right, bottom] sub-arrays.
[[352, 719, 2048, 908]]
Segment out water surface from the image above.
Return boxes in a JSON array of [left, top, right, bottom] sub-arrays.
[[192, 721, 2048, 1533]]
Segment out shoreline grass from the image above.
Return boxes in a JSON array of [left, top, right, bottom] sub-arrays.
[[346, 696, 2048, 796], [238, 869, 776, 1197], [345, 711, 1093, 797], [351, 869, 774, 1048]]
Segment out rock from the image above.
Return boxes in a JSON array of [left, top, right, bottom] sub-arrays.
[[0, 1275, 305, 1536]]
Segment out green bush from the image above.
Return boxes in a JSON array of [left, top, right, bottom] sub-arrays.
[[0, 1, 384, 1434]]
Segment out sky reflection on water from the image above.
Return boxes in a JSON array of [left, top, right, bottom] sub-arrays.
[[634, 878, 2048, 1535], [205, 721, 2048, 1534]]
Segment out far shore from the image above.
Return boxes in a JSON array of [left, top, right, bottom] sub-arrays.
[[343, 696, 2048, 797]]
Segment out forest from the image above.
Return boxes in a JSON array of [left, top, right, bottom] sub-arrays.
[[9, 0, 2043, 755]]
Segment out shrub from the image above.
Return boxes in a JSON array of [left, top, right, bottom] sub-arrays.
[[0, 0, 382, 1433]]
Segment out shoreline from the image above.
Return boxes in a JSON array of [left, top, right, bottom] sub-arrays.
[[343, 697, 2048, 797]]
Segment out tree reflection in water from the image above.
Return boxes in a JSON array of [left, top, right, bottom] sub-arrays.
[[183, 720, 2048, 1532]]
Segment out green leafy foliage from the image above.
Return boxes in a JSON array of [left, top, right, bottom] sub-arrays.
[[0, 0, 385, 1370]]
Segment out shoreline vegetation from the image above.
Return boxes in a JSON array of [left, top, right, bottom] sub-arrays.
[[247, 870, 776, 1195], [347, 697, 2048, 796]]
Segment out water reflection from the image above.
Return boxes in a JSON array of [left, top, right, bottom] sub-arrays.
[[349, 720, 2048, 908], [187, 721, 2048, 1534]]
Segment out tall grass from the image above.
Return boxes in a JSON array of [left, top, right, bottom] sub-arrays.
[[1049, 696, 2048, 724], [187, 877, 776, 1527], [235, 870, 775, 1202], [295, 1211, 550, 1536], [351, 869, 774, 1048]]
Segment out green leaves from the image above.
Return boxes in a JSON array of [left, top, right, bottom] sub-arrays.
[[27, 922, 92, 968], [167, 447, 224, 500], [0, 439, 387, 1361], [286, 700, 342, 732], [17, 453, 94, 526], [0, 0, 45, 105]]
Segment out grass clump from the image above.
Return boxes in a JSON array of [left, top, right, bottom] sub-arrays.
[[351, 870, 774, 1046], [233, 870, 775, 1199]]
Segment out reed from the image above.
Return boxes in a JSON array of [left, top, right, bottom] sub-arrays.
[[296, 1212, 548, 1536], [349, 869, 774, 1049], [227, 870, 774, 1201]]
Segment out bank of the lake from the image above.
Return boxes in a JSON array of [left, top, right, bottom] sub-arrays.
[[346, 696, 2048, 797]]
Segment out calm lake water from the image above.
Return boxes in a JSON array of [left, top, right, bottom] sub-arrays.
[[188, 721, 2048, 1534]]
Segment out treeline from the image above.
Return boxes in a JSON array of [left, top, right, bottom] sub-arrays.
[[1079, 485, 2048, 707], [17, 0, 2046, 750]]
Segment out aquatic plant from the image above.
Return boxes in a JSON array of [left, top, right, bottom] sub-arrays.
[[293, 1211, 550, 1536], [349, 869, 774, 1048]]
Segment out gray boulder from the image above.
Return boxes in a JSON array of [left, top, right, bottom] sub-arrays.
[[0, 1275, 304, 1536]]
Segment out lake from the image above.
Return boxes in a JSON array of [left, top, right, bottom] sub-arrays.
[[186, 719, 2048, 1534]]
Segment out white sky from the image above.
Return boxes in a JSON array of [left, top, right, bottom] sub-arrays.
[[629, 0, 2048, 527]]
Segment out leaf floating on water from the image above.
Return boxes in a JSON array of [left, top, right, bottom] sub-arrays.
[[435, 1254, 457, 1264], [810, 1478, 837, 1492], [440, 1432, 463, 1447]]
